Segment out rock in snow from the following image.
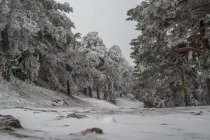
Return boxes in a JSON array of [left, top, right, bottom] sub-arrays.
[[67, 113, 88, 119], [82, 128, 103, 135], [0, 115, 22, 131]]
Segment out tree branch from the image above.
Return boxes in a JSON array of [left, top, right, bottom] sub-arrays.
[[173, 47, 204, 53]]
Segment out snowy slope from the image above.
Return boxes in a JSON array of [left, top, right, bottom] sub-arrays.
[[0, 76, 89, 108], [0, 76, 142, 110], [116, 97, 144, 109]]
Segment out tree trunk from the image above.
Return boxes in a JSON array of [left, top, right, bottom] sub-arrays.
[[206, 78, 210, 105], [104, 93, 107, 100], [108, 83, 112, 96], [96, 87, 100, 99], [1, 25, 11, 81], [180, 68, 188, 106], [67, 80, 71, 95], [88, 86, 92, 98], [83, 87, 87, 95]]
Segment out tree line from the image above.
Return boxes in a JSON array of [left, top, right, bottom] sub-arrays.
[[0, 0, 133, 102]]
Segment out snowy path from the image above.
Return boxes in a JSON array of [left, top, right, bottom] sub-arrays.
[[0, 106, 210, 140]]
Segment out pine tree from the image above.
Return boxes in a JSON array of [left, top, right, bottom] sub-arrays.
[[127, 0, 210, 107], [0, 0, 76, 92]]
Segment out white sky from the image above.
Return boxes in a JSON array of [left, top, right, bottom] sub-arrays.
[[56, 0, 142, 65]]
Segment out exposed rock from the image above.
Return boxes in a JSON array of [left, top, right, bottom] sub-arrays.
[[67, 113, 87, 119], [63, 125, 69, 127], [51, 99, 69, 107], [56, 115, 65, 120], [0, 115, 22, 131], [161, 123, 168, 126], [82, 128, 103, 135], [194, 111, 203, 115]]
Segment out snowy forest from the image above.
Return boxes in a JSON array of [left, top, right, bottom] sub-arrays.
[[128, 0, 210, 107], [0, 0, 210, 140], [0, 0, 133, 101]]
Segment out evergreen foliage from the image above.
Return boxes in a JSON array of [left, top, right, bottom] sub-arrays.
[[127, 0, 210, 107], [0, 1, 133, 101]]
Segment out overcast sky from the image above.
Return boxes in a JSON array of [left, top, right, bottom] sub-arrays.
[[56, 0, 142, 65]]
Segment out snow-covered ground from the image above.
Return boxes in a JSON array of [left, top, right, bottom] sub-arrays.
[[1, 105, 210, 140], [1, 77, 210, 140]]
